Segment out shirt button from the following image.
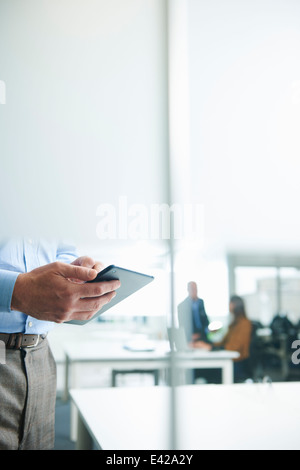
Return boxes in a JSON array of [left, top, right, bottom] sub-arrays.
[[28, 238, 33, 244], [28, 321, 33, 328]]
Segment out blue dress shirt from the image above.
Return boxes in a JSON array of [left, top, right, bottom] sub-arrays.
[[192, 299, 202, 330], [0, 239, 77, 334]]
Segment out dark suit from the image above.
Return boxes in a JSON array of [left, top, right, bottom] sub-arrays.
[[177, 296, 210, 343]]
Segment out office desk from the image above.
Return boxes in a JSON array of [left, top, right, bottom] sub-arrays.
[[70, 382, 300, 450], [63, 341, 239, 399], [64, 341, 238, 441]]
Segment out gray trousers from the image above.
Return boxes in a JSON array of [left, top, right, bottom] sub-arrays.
[[0, 338, 57, 450]]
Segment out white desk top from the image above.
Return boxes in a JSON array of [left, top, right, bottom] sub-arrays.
[[63, 339, 239, 362], [70, 382, 300, 450]]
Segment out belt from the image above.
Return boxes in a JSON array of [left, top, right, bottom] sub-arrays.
[[0, 333, 47, 350]]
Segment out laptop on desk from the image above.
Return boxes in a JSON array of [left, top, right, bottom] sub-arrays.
[[167, 327, 195, 352]]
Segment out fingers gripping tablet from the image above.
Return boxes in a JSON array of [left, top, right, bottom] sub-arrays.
[[67, 265, 154, 325]]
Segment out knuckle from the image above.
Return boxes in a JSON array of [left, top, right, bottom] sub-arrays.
[[52, 261, 60, 270], [58, 294, 74, 315], [57, 303, 69, 317], [64, 284, 74, 300], [52, 308, 69, 323], [85, 256, 95, 266], [95, 284, 105, 296], [91, 300, 100, 311]]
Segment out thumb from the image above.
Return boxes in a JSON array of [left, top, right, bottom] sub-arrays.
[[60, 263, 98, 282]]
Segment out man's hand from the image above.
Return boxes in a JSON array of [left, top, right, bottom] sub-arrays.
[[11, 259, 120, 324], [192, 340, 212, 351], [69, 256, 104, 283]]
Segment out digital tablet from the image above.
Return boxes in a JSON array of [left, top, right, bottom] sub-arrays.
[[67, 265, 154, 325]]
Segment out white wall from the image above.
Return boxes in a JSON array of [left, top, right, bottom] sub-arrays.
[[0, 0, 168, 250], [188, 0, 300, 253]]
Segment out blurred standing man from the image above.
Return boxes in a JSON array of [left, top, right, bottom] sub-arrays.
[[0, 239, 120, 450], [177, 281, 210, 345]]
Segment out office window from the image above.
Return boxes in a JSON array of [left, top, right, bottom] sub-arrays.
[[235, 267, 279, 325], [233, 265, 300, 326]]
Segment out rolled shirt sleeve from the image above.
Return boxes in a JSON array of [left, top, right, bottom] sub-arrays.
[[0, 269, 20, 313], [0, 238, 79, 334]]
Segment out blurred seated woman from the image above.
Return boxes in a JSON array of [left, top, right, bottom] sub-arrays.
[[192, 295, 252, 382]]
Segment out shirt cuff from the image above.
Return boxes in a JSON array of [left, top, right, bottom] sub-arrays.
[[0, 269, 20, 313]]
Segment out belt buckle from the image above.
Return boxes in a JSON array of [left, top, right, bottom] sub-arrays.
[[26, 335, 40, 348]]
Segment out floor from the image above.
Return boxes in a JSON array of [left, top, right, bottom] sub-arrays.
[[54, 397, 75, 450]]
